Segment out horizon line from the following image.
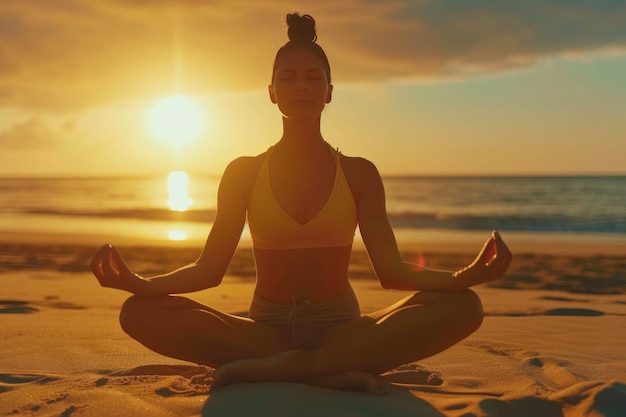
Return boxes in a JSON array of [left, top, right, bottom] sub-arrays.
[[1, 171, 626, 180]]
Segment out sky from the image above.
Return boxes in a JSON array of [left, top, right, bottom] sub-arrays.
[[1, 0, 625, 177]]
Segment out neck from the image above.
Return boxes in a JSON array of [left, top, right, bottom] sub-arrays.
[[279, 116, 325, 151]]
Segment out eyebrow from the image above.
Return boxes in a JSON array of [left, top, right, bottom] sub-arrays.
[[277, 68, 324, 74]]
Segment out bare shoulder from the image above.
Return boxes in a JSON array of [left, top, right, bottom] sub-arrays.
[[224, 152, 265, 176], [339, 154, 383, 189], [218, 152, 267, 204], [220, 151, 267, 185]]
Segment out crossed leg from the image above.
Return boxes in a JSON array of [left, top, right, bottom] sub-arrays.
[[119, 295, 383, 392], [119, 289, 483, 392], [211, 289, 484, 388], [118, 295, 293, 366]]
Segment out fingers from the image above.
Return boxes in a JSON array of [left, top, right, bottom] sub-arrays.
[[90, 244, 124, 287], [109, 247, 128, 275], [484, 239, 497, 265], [477, 234, 497, 265], [107, 248, 119, 275], [101, 247, 119, 277], [494, 231, 513, 272], [486, 231, 513, 275], [90, 244, 111, 280]]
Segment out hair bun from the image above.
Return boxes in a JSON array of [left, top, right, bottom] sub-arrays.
[[286, 13, 317, 43]]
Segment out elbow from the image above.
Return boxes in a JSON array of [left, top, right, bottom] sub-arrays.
[[206, 274, 223, 289], [379, 279, 393, 290], [377, 272, 409, 290], [376, 263, 421, 290], [195, 262, 224, 289]]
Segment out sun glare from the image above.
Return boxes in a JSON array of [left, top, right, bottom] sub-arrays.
[[167, 170, 193, 211], [168, 229, 189, 241], [148, 95, 206, 149]]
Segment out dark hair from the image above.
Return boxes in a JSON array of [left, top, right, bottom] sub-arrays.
[[271, 13, 331, 83]]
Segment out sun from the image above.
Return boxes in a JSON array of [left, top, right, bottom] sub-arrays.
[[148, 94, 206, 149]]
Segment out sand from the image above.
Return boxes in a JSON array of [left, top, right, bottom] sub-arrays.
[[1, 235, 625, 416]]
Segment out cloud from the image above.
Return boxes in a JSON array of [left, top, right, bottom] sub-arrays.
[[0, 117, 72, 149], [1, 0, 625, 110]]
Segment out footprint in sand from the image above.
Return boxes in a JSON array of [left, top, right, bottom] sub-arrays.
[[43, 295, 87, 310], [0, 373, 75, 416], [539, 295, 590, 303], [488, 307, 605, 317], [382, 363, 443, 386], [0, 300, 39, 314], [476, 381, 626, 416], [108, 364, 214, 397], [543, 308, 604, 316], [522, 354, 585, 390], [0, 373, 60, 393], [0, 298, 87, 313], [474, 344, 587, 393], [553, 381, 626, 415], [47, 300, 86, 310]]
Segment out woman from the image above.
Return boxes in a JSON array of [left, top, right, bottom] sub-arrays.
[[91, 13, 512, 394]]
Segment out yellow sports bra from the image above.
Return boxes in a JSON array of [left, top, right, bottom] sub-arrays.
[[247, 144, 357, 250]]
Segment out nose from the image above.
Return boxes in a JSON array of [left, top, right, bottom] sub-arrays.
[[295, 77, 307, 92]]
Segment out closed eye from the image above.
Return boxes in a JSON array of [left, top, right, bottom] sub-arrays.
[[307, 70, 324, 80], [276, 70, 296, 81]]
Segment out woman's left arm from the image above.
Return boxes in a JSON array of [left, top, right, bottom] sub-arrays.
[[349, 158, 512, 291]]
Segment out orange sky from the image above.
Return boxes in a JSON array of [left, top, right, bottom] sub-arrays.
[[1, 1, 625, 176]]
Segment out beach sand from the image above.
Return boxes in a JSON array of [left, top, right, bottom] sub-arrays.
[[1, 235, 625, 416]]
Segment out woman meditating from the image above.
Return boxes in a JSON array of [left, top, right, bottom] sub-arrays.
[[90, 13, 512, 394]]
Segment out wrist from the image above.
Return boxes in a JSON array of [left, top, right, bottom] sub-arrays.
[[451, 267, 470, 289], [129, 274, 150, 295]]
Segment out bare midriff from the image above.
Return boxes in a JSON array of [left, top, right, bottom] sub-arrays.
[[253, 245, 353, 304]]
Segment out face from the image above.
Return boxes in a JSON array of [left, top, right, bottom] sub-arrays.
[[269, 48, 333, 120]]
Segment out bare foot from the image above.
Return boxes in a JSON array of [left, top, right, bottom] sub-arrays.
[[306, 371, 388, 395], [212, 350, 310, 388], [212, 351, 386, 395]]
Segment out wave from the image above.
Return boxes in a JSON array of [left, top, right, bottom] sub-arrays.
[[388, 211, 626, 234], [22, 208, 217, 223], [17, 207, 626, 234]]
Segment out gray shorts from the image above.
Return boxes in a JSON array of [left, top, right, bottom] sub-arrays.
[[249, 288, 361, 348]]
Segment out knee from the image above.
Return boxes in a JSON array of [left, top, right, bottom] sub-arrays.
[[416, 288, 483, 331], [453, 289, 484, 332], [119, 295, 160, 336]]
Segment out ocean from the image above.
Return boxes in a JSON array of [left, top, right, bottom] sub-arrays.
[[1, 174, 626, 247]]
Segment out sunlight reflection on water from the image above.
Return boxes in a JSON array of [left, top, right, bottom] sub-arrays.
[[167, 229, 189, 241], [167, 171, 193, 212], [166, 170, 192, 241]]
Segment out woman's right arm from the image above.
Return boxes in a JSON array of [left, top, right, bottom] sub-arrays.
[[90, 157, 257, 296]]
